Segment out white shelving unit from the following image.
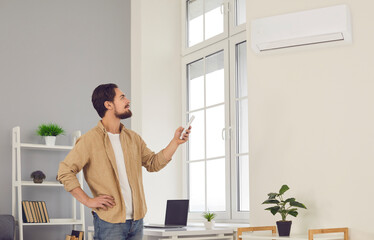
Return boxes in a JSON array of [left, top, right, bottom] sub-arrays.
[[12, 126, 85, 240]]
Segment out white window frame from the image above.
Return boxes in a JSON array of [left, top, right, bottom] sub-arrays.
[[182, 39, 231, 220], [229, 0, 246, 36], [229, 31, 248, 220], [181, 0, 248, 222], [181, 0, 229, 56]]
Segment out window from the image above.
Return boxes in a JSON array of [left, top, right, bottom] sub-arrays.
[[235, 0, 246, 26], [230, 35, 249, 219], [187, 0, 225, 47], [182, 0, 248, 221], [183, 41, 230, 219], [183, 0, 228, 55]]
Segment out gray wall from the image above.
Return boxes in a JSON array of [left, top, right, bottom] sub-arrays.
[[0, 1, 131, 239]]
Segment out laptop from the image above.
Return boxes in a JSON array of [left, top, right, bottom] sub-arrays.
[[144, 199, 189, 229]]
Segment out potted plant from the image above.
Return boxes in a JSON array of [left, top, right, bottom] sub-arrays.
[[31, 170, 46, 183], [202, 211, 216, 229], [36, 123, 65, 146], [262, 184, 307, 236]]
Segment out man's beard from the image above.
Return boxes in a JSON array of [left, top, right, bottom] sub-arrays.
[[114, 108, 132, 119]]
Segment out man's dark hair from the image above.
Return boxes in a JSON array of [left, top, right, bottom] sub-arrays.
[[92, 83, 118, 118]]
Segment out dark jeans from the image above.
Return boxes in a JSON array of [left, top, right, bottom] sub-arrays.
[[92, 212, 143, 240]]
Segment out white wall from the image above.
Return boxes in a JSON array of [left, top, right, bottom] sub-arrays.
[[246, 1, 374, 239], [131, 0, 182, 223]]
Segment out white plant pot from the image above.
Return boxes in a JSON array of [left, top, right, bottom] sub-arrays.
[[44, 136, 56, 146], [204, 220, 215, 230]]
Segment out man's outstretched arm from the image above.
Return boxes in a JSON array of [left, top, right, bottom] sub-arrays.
[[162, 126, 191, 160]]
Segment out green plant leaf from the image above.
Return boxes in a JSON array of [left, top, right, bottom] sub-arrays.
[[279, 185, 289, 195], [284, 198, 295, 203], [288, 210, 298, 217], [265, 206, 280, 215], [290, 201, 307, 209], [267, 193, 278, 199], [264, 185, 307, 220], [279, 209, 288, 214], [37, 123, 65, 136], [262, 199, 280, 204], [202, 211, 216, 221]]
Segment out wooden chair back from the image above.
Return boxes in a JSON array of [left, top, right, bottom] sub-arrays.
[[237, 226, 276, 240]]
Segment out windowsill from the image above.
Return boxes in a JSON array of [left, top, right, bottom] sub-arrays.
[[187, 221, 250, 230]]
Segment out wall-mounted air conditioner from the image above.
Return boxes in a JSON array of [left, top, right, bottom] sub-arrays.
[[251, 5, 352, 53]]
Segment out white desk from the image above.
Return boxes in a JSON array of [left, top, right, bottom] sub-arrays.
[[144, 226, 234, 240], [240, 232, 345, 240], [87, 225, 235, 240]]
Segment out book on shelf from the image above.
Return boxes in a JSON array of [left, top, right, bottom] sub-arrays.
[[22, 201, 35, 223], [21, 201, 30, 223], [41, 201, 50, 223], [25, 201, 34, 223], [38, 201, 46, 223], [29, 201, 37, 223], [33, 201, 41, 223], [65, 230, 84, 240], [21, 200, 50, 223], [71, 230, 84, 240]]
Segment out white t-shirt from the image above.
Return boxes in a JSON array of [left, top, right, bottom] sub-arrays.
[[107, 132, 133, 220]]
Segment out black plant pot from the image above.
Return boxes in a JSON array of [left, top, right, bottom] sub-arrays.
[[276, 221, 292, 236], [33, 178, 44, 184]]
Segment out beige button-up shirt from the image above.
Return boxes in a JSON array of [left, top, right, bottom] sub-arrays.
[[57, 121, 170, 223]]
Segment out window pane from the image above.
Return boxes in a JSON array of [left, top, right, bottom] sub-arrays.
[[188, 59, 205, 110], [206, 105, 225, 158], [238, 156, 249, 211], [189, 161, 206, 212], [205, 0, 224, 40], [189, 110, 205, 161], [236, 41, 247, 98], [187, 0, 204, 47], [207, 158, 226, 211], [206, 51, 224, 106], [237, 99, 248, 154], [236, 0, 246, 26]]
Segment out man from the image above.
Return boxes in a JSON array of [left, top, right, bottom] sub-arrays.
[[57, 83, 191, 240]]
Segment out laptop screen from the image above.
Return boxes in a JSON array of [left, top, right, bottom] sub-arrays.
[[164, 199, 189, 226]]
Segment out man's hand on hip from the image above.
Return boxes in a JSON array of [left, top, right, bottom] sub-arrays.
[[86, 195, 116, 210], [69, 187, 116, 211]]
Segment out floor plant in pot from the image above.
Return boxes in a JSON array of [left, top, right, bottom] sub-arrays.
[[262, 184, 307, 236], [36, 123, 65, 146]]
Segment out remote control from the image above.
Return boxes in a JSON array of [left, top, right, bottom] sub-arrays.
[[181, 115, 195, 138]]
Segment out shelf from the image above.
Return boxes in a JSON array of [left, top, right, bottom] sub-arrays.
[[12, 127, 85, 240], [16, 181, 64, 187], [23, 218, 83, 226], [19, 143, 73, 150]]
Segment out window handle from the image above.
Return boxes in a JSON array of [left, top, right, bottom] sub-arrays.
[[222, 127, 231, 140]]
